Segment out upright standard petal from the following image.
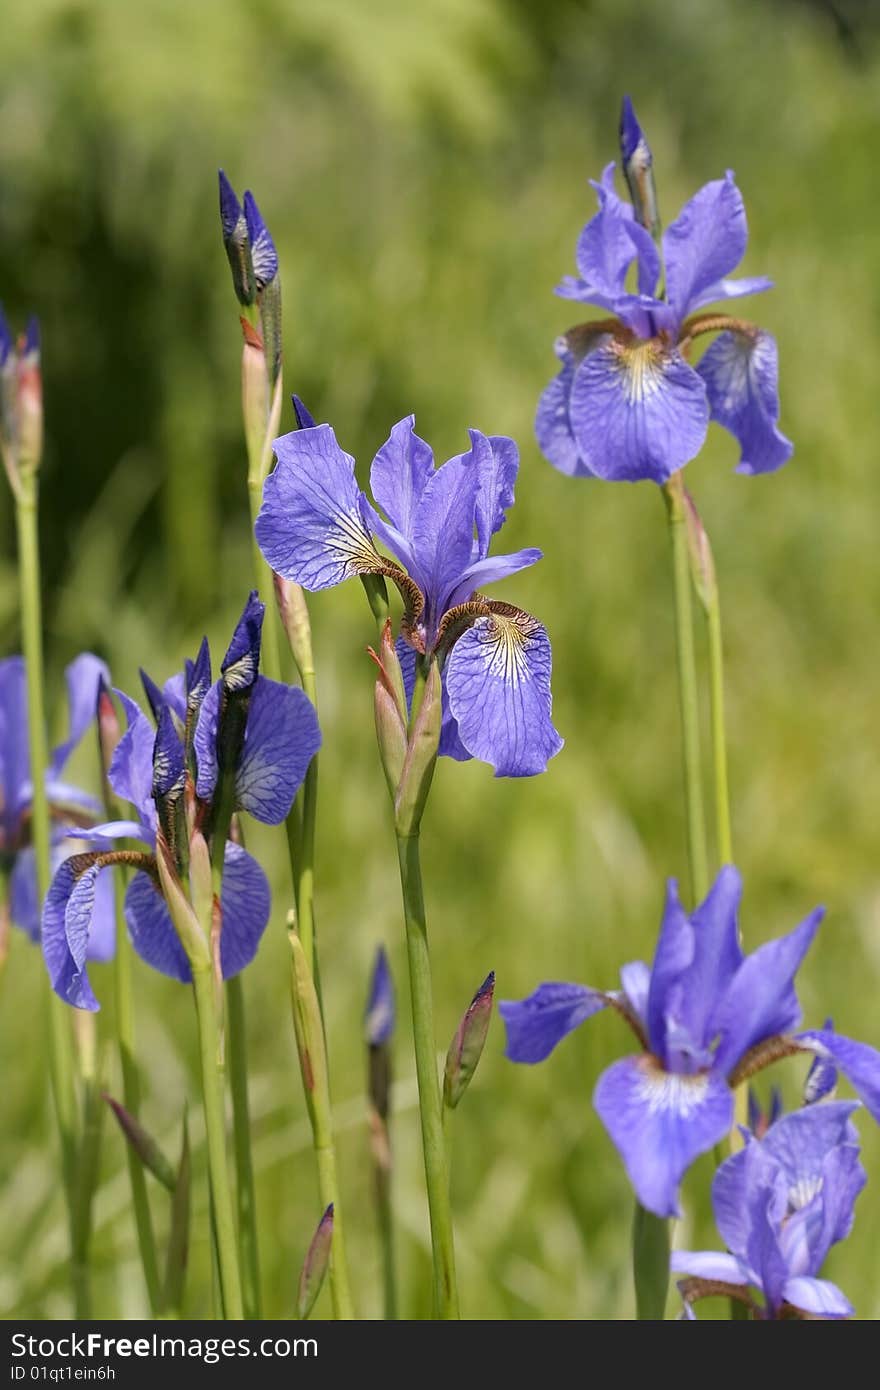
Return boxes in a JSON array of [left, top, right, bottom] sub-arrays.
[[568, 336, 709, 483], [256, 424, 379, 590], [645, 879, 694, 1060], [711, 907, 824, 1078], [369, 416, 434, 542], [108, 691, 158, 839], [594, 1055, 733, 1217], [697, 329, 793, 475], [663, 172, 748, 322], [409, 453, 480, 622], [674, 866, 744, 1054], [473, 433, 519, 555], [445, 611, 563, 777], [570, 164, 660, 308], [500, 982, 610, 1063], [221, 590, 263, 694], [49, 653, 110, 780]]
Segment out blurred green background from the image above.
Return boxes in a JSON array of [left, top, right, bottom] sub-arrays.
[[2, 0, 879, 1319]]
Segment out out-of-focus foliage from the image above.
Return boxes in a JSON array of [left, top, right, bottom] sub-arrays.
[[1, 0, 879, 1318]]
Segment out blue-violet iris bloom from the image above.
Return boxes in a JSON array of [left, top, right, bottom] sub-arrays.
[[365, 945, 395, 1048], [537, 97, 792, 483], [1, 652, 114, 959], [673, 1100, 865, 1319], [256, 414, 563, 777], [500, 865, 880, 1216], [41, 593, 320, 1010]]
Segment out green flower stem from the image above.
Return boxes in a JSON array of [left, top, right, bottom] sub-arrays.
[[662, 476, 709, 904], [70, 1015, 105, 1320], [395, 831, 459, 1319], [190, 959, 244, 1320], [225, 975, 261, 1318], [209, 793, 260, 1319], [706, 596, 733, 867], [15, 481, 80, 1291], [374, 1155, 397, 1321], [111, 861, 162, 1313], [294, 662, 319, 981], [288, 929, 355, 1319], [632, 1201, 669, 1320]]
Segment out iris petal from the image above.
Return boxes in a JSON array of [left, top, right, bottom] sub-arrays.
[[663, 172, 748, 321], [49, 653, 110, 781], [445, 611, 563, 777], [256, 424, 379, 590], [500, 982, 609, 1063], [568, 336, 709, 483], [697, 329, 793, 475], [535, 353, 592, 478], [594, 1055, 733, 1217], [369, 416, 434, 542]]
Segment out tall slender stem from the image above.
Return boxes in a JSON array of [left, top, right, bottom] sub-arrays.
[[225, 974, 261, 1317], [632, 1202, 669, 1320], [112, 873, 162, 1312], [662, 475, 709, 904], [15, 483, 80, 1291], [190, 961, 244, 1320], [70, 1016, 104, 1320], [706, 598, 733, 866], [395, 832, 459, 1319], [295, 666, 319, 978]]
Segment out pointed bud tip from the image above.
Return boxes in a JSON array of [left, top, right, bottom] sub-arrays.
[[152, 705, 185, 796], [365, 945, 395, 1047], [187, 636, 212, 709], [619, 95, 646, 164], [221, 590, 264, 689], [292, 394, 317, 430], [218, 169, 242, 239]]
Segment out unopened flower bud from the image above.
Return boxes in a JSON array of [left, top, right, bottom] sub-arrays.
[[16, 319, 43, 477], [365, 946, 394, 1121], [444, 971, 495, 1110], [218, 170, 257, 307], [394, 659, 441, 836], [619, 96, 660, 238], [297, 1204, 333, 1320], [274, 573, 315, 685], [104, 1095, 177, 1191], [156, 834, 209, 969]]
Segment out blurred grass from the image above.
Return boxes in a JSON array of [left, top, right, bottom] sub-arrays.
[[1, 0, 879, 1318]]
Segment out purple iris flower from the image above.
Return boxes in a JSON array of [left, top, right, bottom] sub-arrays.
[[41, 593, 321, 1011], [255, 414, 563, 777], [673, 1101, 866, 1319], [500, 866, 880, 1217], [218, 170, 279, 307], [0, 653, 114, 960], [537, 97, 792, 483]]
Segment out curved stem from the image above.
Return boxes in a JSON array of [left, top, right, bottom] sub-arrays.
[[15, 483, 80, 1296], [395, 832, 459, 1319], [190, 961, 244, 1319], [662, 475, 709, 904]]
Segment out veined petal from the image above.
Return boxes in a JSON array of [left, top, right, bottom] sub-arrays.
[[445, 548, 542, 612], [761, 1100, 861, 1202], [474, 434, 520, 553], [215, 842, 271, 976], [500, 982, 609, 1063], [234, 677, 320, 823], [125, 870, 191, 983], [594, 1055, 733, 1217], [369, 416, 434, 542], [572, 163, 660, 304], [63, 819, 147, 843], [568, 337, 709, 483], [663, 172, 748, 321], [42, 858, 108, 1011], [445, 611, 563, 777], [795, 1029, 880, 1123], [645, 878, 694, 1060], [783, 1276, 853, 1319], [49, 653, 110, 780], [359, 497, 421, 578], [669, 1250, 750, 1285], [108, 691, 158, 837], [687, 275, 773, 314], [255, 424, 379, 590], [677, 865, 744, 1054], [711, 908, 823, 1078], [535, 353, 593, 478], [697, 329, 793, 475]]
